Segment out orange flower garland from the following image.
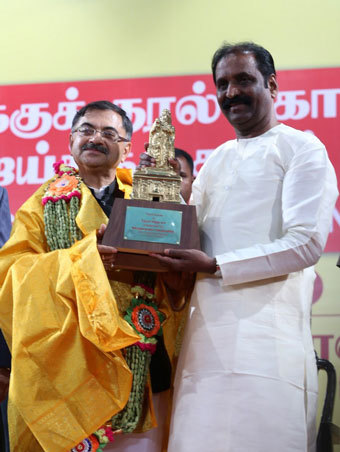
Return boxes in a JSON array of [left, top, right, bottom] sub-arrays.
[[43, 161, 82, 250], [131, 303, 161, 338], [48, 174, 79, 197]]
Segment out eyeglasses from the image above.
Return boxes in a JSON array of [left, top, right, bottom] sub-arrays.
[[72, 125, 130, 142]]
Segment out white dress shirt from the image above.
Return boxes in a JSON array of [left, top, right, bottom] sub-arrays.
[[168, 124, 338, 452]]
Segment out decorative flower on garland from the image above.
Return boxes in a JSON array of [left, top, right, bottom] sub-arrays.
[[126, 299, 164, 338], [94, 426, 115, 451], [70, 435, 99, 451], [110, 280, 166, 436], [43, 161, 82, 206], [47, 174, 80, 198], [125, 285, 165, 342], [70, 425, 115, 452]]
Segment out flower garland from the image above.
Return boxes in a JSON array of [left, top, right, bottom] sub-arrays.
[[110, 283, 165, 434], [70, 281, 165, 451], [70, 427, 114, 452], [43, 161, 82, 251]]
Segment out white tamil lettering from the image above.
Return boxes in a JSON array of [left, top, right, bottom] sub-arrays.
[[176, 81, 220, 125], [0, 157, 15, 185], [0, 105, 9, 133], [275, 90, 310, 120], [114, 98, 146, 133], [16, 156, 46, 185], [143, 97, 176, 132], [53, 87, 85, 130], [311, 88, 340, 118], [193, 149, 214, 176], [1, 142, 59, 186], [10, 103, 52, 139]]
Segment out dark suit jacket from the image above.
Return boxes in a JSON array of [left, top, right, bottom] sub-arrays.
[[0, 331, 10, 368], [0, 187, 12, 367], [0, 188, 11, 248]]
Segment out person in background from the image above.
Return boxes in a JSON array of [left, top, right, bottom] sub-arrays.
[[175, 148, 195, 204], [0, 187, 12, 452]]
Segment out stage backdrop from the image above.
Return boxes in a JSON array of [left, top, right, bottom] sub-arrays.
[[1, 67, 339, 251], [1, 67, 340, 429]]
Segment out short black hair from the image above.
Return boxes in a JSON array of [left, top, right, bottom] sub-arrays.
[[71, 100, 133, 140], [175, 148, 194, 175], [211, 42, 276, 87]]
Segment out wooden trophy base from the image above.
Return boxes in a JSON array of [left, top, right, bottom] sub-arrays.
[[102, 198, 200, 272]]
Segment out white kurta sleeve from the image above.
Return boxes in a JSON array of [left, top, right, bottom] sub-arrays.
[[214, 142, 338, 286]]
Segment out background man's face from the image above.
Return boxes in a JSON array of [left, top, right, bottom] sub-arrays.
[[69, 109, 130, 174], [178, 156, 194, 203], [215, 52, 277, 132]]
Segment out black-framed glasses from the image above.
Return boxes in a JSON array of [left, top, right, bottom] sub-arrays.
[[72, 125, 130, 142]]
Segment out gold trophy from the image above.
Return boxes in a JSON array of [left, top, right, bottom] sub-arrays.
[[102, 109, 200, 272], [132, 109, 182, 203]]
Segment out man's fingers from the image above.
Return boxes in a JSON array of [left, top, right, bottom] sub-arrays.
[[98, 244, 117, 254], [140, 152, 152, 161], [153, 249, 215, 273], [168, 158, 181, 175], [138, 150, 156, 168], [151, 253, 186, 271], [152, 255, 178, 269], [97, 223, 107, 239], [164, 248, 188, 259], [98, 244, 117, 270]]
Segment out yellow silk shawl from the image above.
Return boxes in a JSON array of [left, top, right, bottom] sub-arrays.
[[0, 168, 172, 452]]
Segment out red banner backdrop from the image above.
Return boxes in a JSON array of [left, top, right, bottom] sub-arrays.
[[0, 68, 339, 251]]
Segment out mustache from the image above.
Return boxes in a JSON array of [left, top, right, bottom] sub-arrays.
[[81, 142, 108, 154], [222, 95, 252, 110]]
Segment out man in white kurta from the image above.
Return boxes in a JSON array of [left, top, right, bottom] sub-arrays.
[[169, 123, 337, 452], [151, 43, 338, 452]]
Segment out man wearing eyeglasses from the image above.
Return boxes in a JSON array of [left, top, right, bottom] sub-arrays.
[[69, 102, 131, 225], [0, 101, 174, 452]]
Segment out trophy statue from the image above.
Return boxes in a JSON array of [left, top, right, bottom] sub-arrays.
[[131, 109, 182, 203], [102, 109, 200, 272]]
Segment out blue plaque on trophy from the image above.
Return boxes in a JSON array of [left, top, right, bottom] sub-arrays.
[[124, 206, 182, 245]]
